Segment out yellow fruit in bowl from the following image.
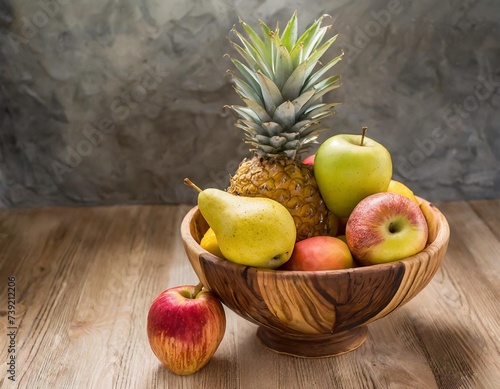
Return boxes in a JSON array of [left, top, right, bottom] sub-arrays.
[[200, 228, 224, 258], [387, 180, 419, 205], [336, 234, 347, 244]]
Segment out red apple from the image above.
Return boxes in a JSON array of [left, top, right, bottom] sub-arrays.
[[147, 284, 226, 375], [346, 192, 428, 266], [302, 154, 315, 166], [280, 236, 354, 271]]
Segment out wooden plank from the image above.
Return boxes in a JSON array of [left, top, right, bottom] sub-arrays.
[[437, 200, 500, 292], [468, 198, 500, 241]]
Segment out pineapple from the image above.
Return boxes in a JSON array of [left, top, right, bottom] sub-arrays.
[[226, 12, 343, 241]]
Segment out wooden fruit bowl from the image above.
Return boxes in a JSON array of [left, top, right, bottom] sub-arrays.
[[180, 198, 450, 358]]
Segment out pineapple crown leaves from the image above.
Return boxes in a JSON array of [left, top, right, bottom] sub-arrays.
[[225, 11, 343, 159]]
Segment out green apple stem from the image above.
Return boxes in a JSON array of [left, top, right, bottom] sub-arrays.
[[193, 282, 204, 298], [184, 178, 202, 193], [360, 127, 367, 146]]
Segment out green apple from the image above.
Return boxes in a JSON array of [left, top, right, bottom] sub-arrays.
[[314, 130, 393, 218]]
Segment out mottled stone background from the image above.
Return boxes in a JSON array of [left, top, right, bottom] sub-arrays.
[[0, 0, 499, 208]]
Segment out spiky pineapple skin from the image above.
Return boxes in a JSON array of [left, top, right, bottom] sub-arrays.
[[228, 156, 338, 241]]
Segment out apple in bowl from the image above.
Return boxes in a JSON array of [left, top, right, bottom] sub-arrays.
[[280, 236, 355, 271], [301, 154, 315, 166], [314, 129, 393, 218], [346, 192, 428, 266]]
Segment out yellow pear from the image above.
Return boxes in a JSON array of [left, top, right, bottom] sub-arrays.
[[189, 182, 296, 269]]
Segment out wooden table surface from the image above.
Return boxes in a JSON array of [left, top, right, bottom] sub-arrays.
[[0, 200, 499, 389]]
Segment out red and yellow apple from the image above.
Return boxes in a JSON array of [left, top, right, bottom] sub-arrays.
[[279, 236, 354, 271], [147, 284, 226, 375], [346, 192, 428, 265]]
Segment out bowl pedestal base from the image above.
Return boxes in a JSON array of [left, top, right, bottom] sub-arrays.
[[257, 326, 368, 358]]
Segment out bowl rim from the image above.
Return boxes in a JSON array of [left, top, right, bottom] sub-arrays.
[[181, 196, 450, 276]]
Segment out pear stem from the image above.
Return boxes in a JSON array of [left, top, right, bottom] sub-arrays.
[[360, 127, 368, 146], [184, 178, 202, 193], [192, 282, 204, 298]]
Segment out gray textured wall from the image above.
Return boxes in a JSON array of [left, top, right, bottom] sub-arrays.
[[1, 0, 499, 208]]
